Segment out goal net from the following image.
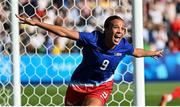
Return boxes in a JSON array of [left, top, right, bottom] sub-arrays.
[[0, 0, 134, 106]]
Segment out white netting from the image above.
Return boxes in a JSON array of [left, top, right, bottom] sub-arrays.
[[0, 0, 134, 106]]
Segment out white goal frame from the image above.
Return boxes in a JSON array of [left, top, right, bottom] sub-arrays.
[[11, 0, 21, 106], [132, 0, 145, 106]]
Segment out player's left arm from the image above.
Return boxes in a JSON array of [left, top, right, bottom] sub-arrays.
[[133, 48, 163, 58]]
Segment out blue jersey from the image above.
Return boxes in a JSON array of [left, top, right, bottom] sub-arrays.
[[70, 30, 134, 86]]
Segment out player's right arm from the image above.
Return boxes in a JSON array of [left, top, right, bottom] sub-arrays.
[[16, 15, 79, 40]]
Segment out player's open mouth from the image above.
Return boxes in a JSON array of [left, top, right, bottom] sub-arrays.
[[114, 34, 121, 42]]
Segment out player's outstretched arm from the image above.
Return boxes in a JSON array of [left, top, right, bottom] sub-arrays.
[[15, 14, 79, 40], [133, 48, 163, 58]]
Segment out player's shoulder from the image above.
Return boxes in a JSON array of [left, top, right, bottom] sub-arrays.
[[117, 37, 132, 49], [79, 30, 102, 38], [89, 30, 103, 40], [119, 37, 128, 45], [77, 30, 103, 46], [87, 30, 103, 41], [91, 30, 103, 35]]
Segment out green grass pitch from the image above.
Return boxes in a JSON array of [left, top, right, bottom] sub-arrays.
[[0, 81, 179, 106], [145, 81, 180, 106]]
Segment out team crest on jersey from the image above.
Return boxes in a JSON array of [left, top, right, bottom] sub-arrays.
[[114, 52, 122, 56]]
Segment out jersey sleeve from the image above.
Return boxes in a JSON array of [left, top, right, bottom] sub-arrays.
[[123, 38, 134, 55], [76, 31, 97, 47]]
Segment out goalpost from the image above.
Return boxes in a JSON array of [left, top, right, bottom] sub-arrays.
[[11, 0, 21, 106], [8, 0, 145, 106], [132, 0, 145, 106]]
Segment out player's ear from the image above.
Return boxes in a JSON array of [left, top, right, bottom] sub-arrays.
[[123, 27, 127, 36]]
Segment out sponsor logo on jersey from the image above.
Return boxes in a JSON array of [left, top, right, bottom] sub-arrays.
[[114, 52, 122, 56]]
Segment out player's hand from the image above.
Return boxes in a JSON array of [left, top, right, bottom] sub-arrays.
[[154, 49, 163, 57], [15, 14, 37, 26], [152, 49, 163, 60]]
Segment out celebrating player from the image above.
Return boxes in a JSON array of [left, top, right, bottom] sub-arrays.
[[160, 86, 180, 106], [16, 15, 163, 106]]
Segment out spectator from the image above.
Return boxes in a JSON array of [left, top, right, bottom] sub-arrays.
[[52, 37, 62, 55], [153, 24, 168, 50], [168, 33, 180, 53], [171, 14, 180, 33]]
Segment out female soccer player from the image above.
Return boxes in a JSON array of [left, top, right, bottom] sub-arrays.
[[160, 86, 180, 106], [16, 15, 163, 106]]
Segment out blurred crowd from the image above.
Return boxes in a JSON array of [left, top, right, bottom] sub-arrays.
[[143, 0, 180, 53], [0, 0, 179, 55]]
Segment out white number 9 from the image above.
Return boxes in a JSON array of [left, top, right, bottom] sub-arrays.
[[100, 60, 109, 70]]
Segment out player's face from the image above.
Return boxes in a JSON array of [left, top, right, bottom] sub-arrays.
[[105, 19, 126, 47]]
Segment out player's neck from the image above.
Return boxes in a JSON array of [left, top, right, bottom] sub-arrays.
[[104, 36, 116, 50]]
